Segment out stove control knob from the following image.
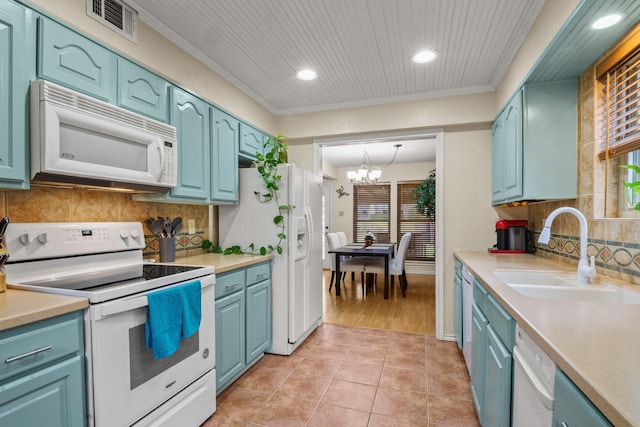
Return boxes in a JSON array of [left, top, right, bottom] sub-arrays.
[[120, 229, 130, 240], [19, 233, 33, 245], [36, 233, 49, 244], [130, 228, 140, 239]]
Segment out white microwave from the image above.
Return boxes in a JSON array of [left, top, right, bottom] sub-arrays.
[[30, 80, 177, 192]]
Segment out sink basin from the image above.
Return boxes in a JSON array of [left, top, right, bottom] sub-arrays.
[[492, 270, 640, 304]]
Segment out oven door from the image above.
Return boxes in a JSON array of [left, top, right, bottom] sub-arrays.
[[85, 275, 215, 427]]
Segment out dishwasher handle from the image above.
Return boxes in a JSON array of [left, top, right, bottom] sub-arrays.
[[513, 345, 555, 410]]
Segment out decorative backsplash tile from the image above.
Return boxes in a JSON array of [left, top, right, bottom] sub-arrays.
[[534, 231, 640, 285], [144, 232, 206, 259]]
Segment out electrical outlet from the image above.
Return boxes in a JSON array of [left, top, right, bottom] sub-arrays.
[[188, 219, 196, 234]]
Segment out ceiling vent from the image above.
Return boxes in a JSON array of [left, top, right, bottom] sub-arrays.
[[87, 0, 138, 43]]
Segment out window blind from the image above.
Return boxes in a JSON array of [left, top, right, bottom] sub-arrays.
[[353, 184, 390, 243], [597, 30, 640, 160], [398, 181, 435, 261]]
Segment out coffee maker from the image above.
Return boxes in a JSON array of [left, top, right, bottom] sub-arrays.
[[489, 219, 533, 253]]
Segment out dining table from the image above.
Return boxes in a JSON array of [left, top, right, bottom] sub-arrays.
[[328, 242, 396, 299]]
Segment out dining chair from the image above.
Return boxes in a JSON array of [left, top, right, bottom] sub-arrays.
[[365, 232, 412, 297], [326, 232, 366, 293]]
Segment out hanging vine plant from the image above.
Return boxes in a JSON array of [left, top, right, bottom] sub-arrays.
[[412, 168, 436, 220], [202, 134, 293, 255]]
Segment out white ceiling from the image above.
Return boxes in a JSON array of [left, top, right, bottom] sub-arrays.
[[128, 0, 546, 115], [322, 138, 436, 168], [125, 0, 640, 168]]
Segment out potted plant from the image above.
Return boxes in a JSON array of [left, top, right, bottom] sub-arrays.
[[412, 168, 436, 219], [202, 134, 293, 255], [364, 231, 375, 246], [620, 164, 640, 211]]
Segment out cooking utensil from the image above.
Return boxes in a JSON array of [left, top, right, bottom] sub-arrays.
[[0, 217, 9, 242], [151, 219, 165, 237], [164, 217, 173, 237], [0, 253, 8, 269], [173, 222, 184, 235], [171, 217, 182, 231]]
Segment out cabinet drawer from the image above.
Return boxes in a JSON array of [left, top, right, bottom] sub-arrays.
[[215, 270, 246, 299], [246, 262, 270, 285], [486, 295, 515, 349], [0, 312, 83, 384], [473, 279, 488, 313]]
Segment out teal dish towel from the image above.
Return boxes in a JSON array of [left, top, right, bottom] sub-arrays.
[[145, 286, 183, 359], [180, 280, 202, 338]]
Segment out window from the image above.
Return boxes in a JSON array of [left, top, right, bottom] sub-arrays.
[[353, 184, 390, 243], [398, 181, 435, 261], [596, 28, 640, 215]]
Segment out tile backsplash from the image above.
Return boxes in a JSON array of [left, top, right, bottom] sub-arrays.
[[0, 187, 210, 260]]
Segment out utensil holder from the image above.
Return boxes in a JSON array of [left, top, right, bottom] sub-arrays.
[[0, 272, 6, 293], [159, 237, 176, 262]]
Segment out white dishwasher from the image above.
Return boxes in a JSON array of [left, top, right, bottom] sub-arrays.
[[512, 324, 557, 427]]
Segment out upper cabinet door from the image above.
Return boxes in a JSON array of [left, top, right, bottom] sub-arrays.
[[491, 117, 505, 204], [0, 0, 35, 189], [211, 108, 239, 202], [38, 17, 116, 102], [239, 122, 265, 160], [118, 58, 169, 122], [502, 89, 523, 200], [170, 87, 210, 200]]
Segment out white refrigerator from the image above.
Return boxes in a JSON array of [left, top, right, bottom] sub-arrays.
[[218, 164, 323, 355]]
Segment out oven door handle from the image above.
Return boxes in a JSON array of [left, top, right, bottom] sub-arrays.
[[97, 276, 215, 318]]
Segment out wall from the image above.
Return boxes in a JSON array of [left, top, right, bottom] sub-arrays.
[[442, 129, 496, 335], [527, 29, 640, 286]]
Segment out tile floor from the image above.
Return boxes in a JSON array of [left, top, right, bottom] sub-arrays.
[[202, 323, 480, 426]]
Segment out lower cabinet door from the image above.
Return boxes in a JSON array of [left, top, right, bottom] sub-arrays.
[[0, 355, 86, 427], [470, 303, 488, 424], [215, 290, 245, 390], [553, 370, 613, 427], [483, 325, 512, 427], [246, 280, 271, 364], [454, 273, 463, 350]]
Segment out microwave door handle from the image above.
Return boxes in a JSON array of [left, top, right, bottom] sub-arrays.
[[154, 139, 166, 181]]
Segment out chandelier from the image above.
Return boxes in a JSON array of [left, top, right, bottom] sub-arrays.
[[347, 144, 401, 185]]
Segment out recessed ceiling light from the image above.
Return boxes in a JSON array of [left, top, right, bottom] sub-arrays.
[[591, 13, 623, 30], [412, 50, 438, 64], [296, 69, 317, 81]]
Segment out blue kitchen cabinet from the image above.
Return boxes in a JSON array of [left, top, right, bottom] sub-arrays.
[[483, 325, 512, 427], [0, 311, 86, 427], [118, 58, 169, 122], [211, 108, 239, 202], [215, 285, 245, 390], [0, 0, 34, 190], [454, 258, 463, 350], [38, 17, 116, 102], [214, 262, 271, 394], [239, 122, 265, 161], [470, 276, 514, 427], [553, 370, 613, 427], [491, 80, 577, 205], [470, 303, 488, 423], [245, 262, 271, 364], [169, 86, 211, 200]]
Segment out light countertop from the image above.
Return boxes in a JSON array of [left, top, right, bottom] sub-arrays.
[[174, 252, 272, 273], [455, 251, 640, 427], [0, 289, 88, 332]]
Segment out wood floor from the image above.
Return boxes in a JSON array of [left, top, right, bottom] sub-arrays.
[[322, 270, 436, 335]]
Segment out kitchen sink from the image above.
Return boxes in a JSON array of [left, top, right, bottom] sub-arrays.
[[492, 270, 640, 304]]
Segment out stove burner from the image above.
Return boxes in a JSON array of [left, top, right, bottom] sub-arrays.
[[143, 264, 203, 280]]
